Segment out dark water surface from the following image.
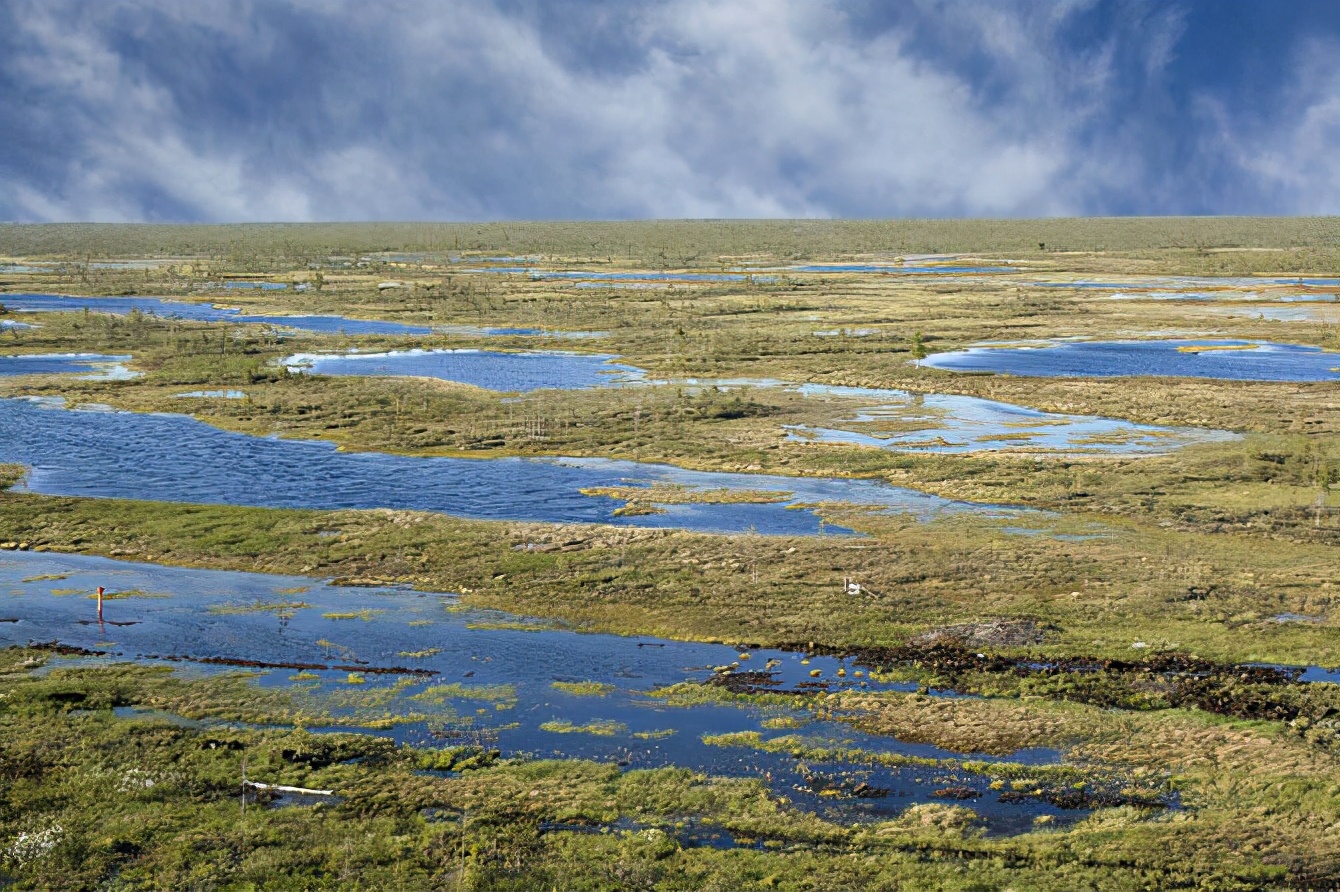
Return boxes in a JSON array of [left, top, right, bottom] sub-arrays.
[[1, 293, 434, 336], [0, 398, 1021, 535], [0, 550, 1071, 832], [464, 269, 761, 283], [787, 264, 1013, 274], [0, 353, 136, 379], [924, 340, 1340, 382]]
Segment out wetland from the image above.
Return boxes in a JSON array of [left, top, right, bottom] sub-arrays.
[[2, 219, 1340, 889]]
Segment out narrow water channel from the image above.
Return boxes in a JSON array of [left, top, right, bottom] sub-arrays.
[[0, 397, 1022, 535]]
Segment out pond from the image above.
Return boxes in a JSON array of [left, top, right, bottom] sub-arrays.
[[780, 385, 1234, 455], [1109, 290, 1338, 305], [1196, 304, 1340, 323], [1042, 274, 1340, 301], [0, 398, 1022, 536], [0, 353, 137, 380], [786, 263, 1014, 274], [541, 271, 764, 282], [572, 282, 672, 290], [0, 549, 1078, 833], [436, 324, 606, 339], [175, 390, 246, 399], [284, 349, 644, 391], [1039, 276, 1285, 291], [923, 340, 1340, 382], [0, 293, 434, 336], [463, 269, 763, 283], [649, 379, 1231, 456]]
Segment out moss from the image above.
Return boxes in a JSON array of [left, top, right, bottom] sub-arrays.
[[538, 719, 628, 737], [412, 683, 516, 704], [550, 681, 617, 697], [5, 230, 1340, 887]]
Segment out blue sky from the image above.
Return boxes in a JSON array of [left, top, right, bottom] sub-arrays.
[[1, 0, 1338, 222]]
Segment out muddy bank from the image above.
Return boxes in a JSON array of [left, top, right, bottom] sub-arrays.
[[791, 638, 1332, 723]]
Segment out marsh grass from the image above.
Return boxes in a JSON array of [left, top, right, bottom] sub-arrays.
[[209, 599, 311, 616], [6, 289, 1337, 549], [4, 226, 1340, 887], [539, 719, 628, 737], [397, 647, 441, 659], [5, 218, 1340, 269], [413, 683, 517, 704], [321, 609, 382, 621], [551, 681, 617, 697]]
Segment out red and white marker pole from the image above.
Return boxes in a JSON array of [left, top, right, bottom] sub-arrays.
[[96, 586, 105, 624]]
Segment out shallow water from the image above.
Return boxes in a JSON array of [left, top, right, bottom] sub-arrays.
[[460, 268, 761, 283], [0, 353, 138, 380], [542, 271, 760, 282], [924, 340, 1340, 382], [0, 293, 434, 336], [436, 324, 606, 339], [661, 379, 1232, 455], [1040, 276, 1295, 291], [572, 282, 672, 290], [175, 390, 246, 399], [813, 328, 879, 337], [0, 550, 1073, 831], [1272, 278, 1340, 287], [1196, 304, 1340, 323], [1250, 663, 1340, 683], [1108, 291, 1241, 302], [88, 260, 170, 270], [782, 386, 1233, 455], [448, 255, 539, 265], [1043, 274, 1340, 300], [1, 293, 610, 339], [787, 263, 1013, 274], [0, 398, 1022, 535], [284, 349, 644, 391], [1109, 290, 1337, 305]]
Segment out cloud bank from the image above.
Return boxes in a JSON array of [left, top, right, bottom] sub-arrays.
[[1, 0, 1337, 221]]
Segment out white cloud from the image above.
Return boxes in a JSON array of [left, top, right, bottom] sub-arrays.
[[1, 0, 1332, 221], [1208, 38, 1340, 214]]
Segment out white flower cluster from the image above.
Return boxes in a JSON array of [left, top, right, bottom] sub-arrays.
[[117, 768, 158, 792], [116, 767, 183, 793], [3, 824, 64, 867]]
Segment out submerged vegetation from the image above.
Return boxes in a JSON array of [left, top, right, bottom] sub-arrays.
[[3, 219, 1340, 888]]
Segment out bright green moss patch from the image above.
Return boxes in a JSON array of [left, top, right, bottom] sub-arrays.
[[412, 683, 517, 703], [539, 719, 628, 737], [551, 680, 617, 697]]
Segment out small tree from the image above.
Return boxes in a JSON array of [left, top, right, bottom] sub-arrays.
[[910, 331, 927, 367]]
